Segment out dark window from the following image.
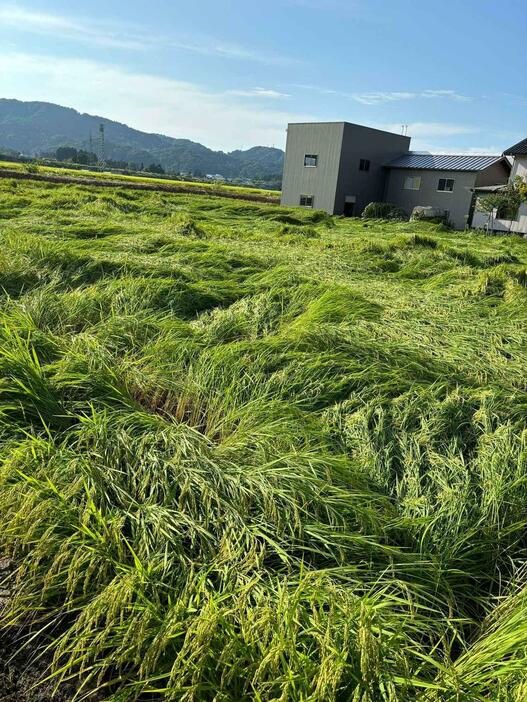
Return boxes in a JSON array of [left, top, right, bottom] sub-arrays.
[[304, 154, 318, 167], [359, 159, 370, 171], [496, 202, 519, 220], [438, 178, 455, 192], [299, 194, 314, 208]]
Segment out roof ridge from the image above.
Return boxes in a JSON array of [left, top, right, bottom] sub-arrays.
[[385, 153, 506, 172], [408, 151, 500, 157]]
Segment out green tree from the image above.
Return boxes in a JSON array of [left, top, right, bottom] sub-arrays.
[[514, 175, 527, 204], [55, 146, 78, 162], [478, 180, 524, 231], [145, 163, 165, 174]]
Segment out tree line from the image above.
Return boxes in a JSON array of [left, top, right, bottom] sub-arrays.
[[54, 146, 165, 174]]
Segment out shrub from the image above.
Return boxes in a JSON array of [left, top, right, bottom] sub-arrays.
[[362, 202, 408, 220]]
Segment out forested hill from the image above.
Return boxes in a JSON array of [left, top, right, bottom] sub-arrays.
[[0, 98, 284, 179]]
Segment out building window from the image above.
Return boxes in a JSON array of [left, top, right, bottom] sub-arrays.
[[299, 194, 314, 208], [437, 178, 455, 192], [359, 159, 370, 171], [304, 154, 318, 167], [404, 176, 421, 190]]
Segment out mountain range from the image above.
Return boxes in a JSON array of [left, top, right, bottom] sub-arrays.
[[0, 99, 284, 180]]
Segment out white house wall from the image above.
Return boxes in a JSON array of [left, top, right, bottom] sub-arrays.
[[511, 156, 527, 181], [472, 204, 527, 234]]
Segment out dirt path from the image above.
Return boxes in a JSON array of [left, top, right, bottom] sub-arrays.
[[0, 168, 281, 204]]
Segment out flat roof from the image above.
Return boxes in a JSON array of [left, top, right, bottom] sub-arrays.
[[287, 121, 410, 139]]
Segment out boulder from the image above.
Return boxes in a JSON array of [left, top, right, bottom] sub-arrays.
[[411, 206, 448, 222]]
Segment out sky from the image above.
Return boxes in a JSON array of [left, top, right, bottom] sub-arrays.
[[0, 0, 525, 153]]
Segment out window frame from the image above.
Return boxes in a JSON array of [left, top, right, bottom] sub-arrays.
[[299, 194, 314, 208], [437, 178, 455, 192], [359, 158, 371, 172], [403, 175, 421, 191], [304, 154, 318, 168]]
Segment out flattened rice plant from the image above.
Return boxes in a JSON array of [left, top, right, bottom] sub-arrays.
[[1, 179, 527, 700]]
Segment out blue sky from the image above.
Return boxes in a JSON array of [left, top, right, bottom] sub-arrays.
[[0, 0, 525, 152]]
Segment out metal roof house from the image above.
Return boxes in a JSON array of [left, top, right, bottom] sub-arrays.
[[384, 152, 510, 230], [280, 121, 511, 229]]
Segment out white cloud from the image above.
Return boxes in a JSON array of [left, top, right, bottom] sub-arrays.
[[421, 89, 470, 102], [290, 84, 471, 104], [369, 122, 486, 151], [0, 5, 146, 50], [0, 52, 313, 150], [352, 91, 417, 105], [397, 122, 479, 137], [168, 39, 298, 66], [379, 123, 496, 153], [349, 90, 470, 105], [226, 87, 290, 99], [0, 5, 298, 65]]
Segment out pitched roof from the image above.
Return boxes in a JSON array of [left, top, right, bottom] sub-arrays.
[[385, 152, 504, 171], [503, 138, 527, 156]]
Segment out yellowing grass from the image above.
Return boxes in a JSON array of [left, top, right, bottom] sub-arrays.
[[0, 159, 281, 198]]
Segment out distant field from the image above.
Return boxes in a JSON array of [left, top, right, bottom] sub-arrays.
[[0, 159, 281, 199], [2, 177, 527, 701]]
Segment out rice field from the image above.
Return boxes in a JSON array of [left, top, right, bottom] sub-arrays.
[[1, 177, 527, 701], [0, 160, 281, 199]]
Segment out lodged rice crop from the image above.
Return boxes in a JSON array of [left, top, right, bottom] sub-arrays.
[[2, 178, 527, 701]]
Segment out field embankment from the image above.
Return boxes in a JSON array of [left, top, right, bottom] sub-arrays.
[[1, 178, 527, 701]]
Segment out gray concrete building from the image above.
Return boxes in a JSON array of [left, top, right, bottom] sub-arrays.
[[281, 122, 410, 216], [281, 121, 510, 229]]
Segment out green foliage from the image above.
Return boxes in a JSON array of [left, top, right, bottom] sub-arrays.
[[145, 162, 165, 174], [515, 176, 527, 204], [55, 146, 98, 165], [2, 179, 527, 700], [362, 201, 408, 220], [23, 162, 39, 174], [478, 179, 526, 221]]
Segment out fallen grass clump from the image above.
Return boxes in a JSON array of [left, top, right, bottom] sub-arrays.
[[2, 179, 527, 700]]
